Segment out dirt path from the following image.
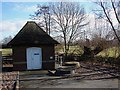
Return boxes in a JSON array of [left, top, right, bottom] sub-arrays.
[[19, 62, 120, 89]]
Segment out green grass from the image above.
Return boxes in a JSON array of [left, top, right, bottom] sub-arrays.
[[2, 46, 119, 58], [55, 45, 83, 55], [67, 46, 83, 55], [97, 47, 120, 58], [1, 49, 12, 56], [56, 45, 120, 58]]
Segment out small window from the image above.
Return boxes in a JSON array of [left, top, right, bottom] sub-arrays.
[[34, 53, 39, 55]]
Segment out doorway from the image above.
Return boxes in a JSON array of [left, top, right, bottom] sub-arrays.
[[26, 47, 42, 70]]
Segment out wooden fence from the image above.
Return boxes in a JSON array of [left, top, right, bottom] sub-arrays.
[[2, 56, 13, 72], [2, 56, 13, 66], [0, 71, 19, 90]]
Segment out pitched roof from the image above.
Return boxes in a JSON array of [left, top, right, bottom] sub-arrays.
[[8, 21, 59, 46]]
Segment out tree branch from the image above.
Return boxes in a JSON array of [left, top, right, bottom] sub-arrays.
[[100, 1, 120, 43], [111, 0, 120, 24]]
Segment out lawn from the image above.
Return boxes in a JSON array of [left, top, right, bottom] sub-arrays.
[[2, 46, 120, 58], [67, 46, 83, 55], [97, 47, 120, 58], [56, 45, 120, 58], [55, 45, 83, 55], [1, 49, 12, 56]]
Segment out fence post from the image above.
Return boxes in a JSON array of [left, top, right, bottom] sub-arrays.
[[12, 71, 19, 90], [60, 56, 63, 66], [16, 71, 19, 90], [0, 73, 2, 90]]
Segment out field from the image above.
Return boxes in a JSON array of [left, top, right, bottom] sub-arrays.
[[55, 45, 83, 55], [1, 46, 120, 58], [56, 45, 120, 58], [1, 49, 12, 56], [97, 47, 120, 58]]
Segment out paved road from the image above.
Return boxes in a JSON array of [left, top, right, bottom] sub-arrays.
[[20, 62, 120, 89], [20, 78, 119, 88], [47, 79, 119, 88]]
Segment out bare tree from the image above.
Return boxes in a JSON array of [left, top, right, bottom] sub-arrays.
[[51, 2, 88, 56], [94, 0, 120, 43], [30, 5, 51, 35], [2, 36, 12, 44]]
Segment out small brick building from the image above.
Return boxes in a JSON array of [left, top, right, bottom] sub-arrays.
[[8, 21, 59, 71]]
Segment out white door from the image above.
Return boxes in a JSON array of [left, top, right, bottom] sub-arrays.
[[27, 47, 42, 70]]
